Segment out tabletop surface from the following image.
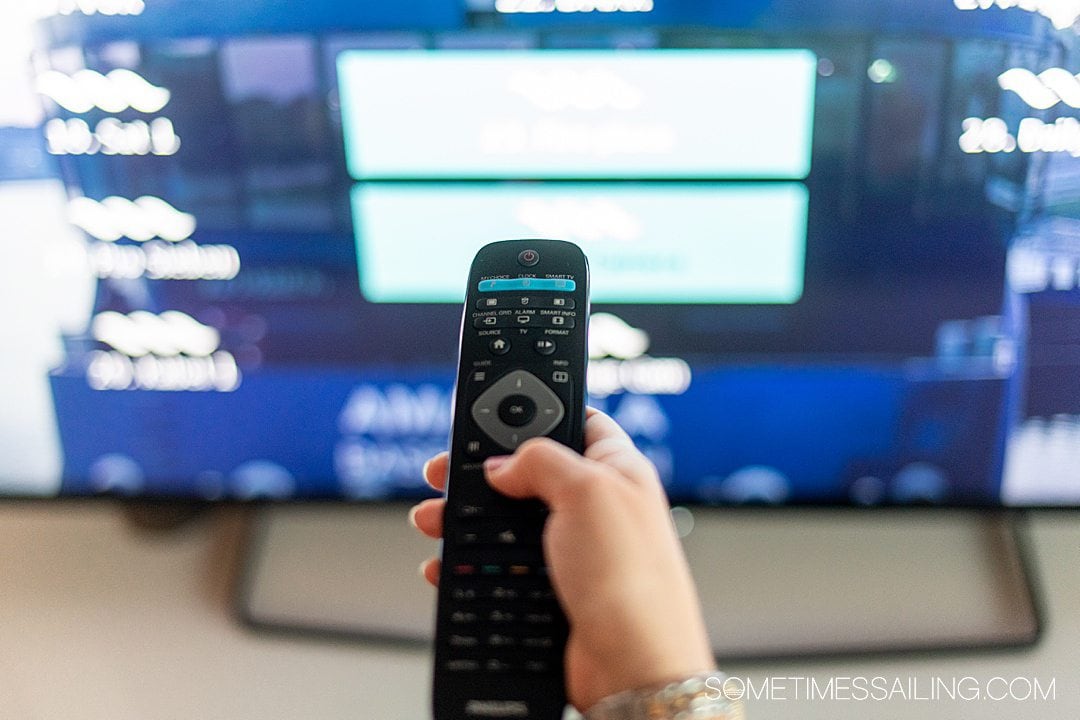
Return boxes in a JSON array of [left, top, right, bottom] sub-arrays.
[[0, 504, 1076, 720]]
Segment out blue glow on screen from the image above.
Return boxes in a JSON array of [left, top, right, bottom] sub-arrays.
[[24, 3, 1065, 505]]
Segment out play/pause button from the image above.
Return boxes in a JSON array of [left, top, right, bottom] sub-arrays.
[[534, 339, 556, 355]]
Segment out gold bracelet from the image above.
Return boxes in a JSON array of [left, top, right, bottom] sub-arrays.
[[583, 672, 744, 720]]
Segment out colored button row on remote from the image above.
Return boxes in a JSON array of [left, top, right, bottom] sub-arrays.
[[478, 278, 576, 292], [452, 563, 541, 577]]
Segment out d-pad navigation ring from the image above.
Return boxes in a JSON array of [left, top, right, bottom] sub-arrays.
[[471, 370, 564, 450]]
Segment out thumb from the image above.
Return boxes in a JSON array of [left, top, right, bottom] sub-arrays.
[[484, 438, 593, 509]]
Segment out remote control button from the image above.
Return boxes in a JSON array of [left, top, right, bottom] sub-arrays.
[[490, 586, 519, 601], [518, 249, 540, 267], [544, 315, 575, 328], [524, 660, 551, 673], [453, 564, 476, 576], [523, 636, 554, 649], [473, 316, 499, 328], [444, 659, 480, 672], [448, 634, 480, 647], [452, 588, 478, 601], [451, 611, 478, 624], [480, 564, 502, 575], [488, 338, 510, 355], [524, 612, 554, 625], [456, 530, 480, 545], [489, 610, 516, 623], [552, 371, 570, 384], [509, 564, 531, 576], [496, 296, 575, 309], [485, 658, 513, 672], [534, 339, 556, 355], [455, 498, 543, 519], [464, 439, 485, 457], [495, 529, 518, 544], [487, 634, 517, 648], [497, 394, 537, 427]]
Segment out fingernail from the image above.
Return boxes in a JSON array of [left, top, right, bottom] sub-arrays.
[[421, 459, 431, 479], [418, 560, 428, 577], [484, 456, 510, 474], [407, 505, 419, 527]]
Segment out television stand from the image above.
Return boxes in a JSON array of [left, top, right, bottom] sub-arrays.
[[235, 505, 1040, 657]]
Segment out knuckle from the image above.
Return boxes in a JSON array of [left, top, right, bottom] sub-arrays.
[[515, 436, 560, 463]]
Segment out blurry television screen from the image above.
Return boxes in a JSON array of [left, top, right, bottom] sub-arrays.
[[2, 0, 1078, 504]]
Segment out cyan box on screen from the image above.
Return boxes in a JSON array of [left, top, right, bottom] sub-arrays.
[[351, 183, 808, 304], [337, 49, 817, 180]]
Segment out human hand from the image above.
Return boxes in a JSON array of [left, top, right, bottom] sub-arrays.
[[410, 407, 716, 712]]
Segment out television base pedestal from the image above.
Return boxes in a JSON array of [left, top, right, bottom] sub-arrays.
[[235, 505, 1040, 657]]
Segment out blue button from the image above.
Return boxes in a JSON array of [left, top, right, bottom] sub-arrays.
[[478, 278, 576, 292]]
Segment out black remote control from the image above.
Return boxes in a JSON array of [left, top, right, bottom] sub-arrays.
[[432, 239, 590, 720]]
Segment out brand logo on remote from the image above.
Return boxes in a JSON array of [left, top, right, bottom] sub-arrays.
[[464, 699, 530, 717]]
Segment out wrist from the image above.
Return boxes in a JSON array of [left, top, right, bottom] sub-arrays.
[[583, 672, 743, 720]]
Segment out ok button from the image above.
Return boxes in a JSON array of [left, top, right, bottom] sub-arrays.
[[497, 394, 537, 427]]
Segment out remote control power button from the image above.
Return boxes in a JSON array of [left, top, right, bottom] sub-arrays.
[[518, 249, 540, 267], [489, 338, 510, 355], [498, 394, 536, 427]]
